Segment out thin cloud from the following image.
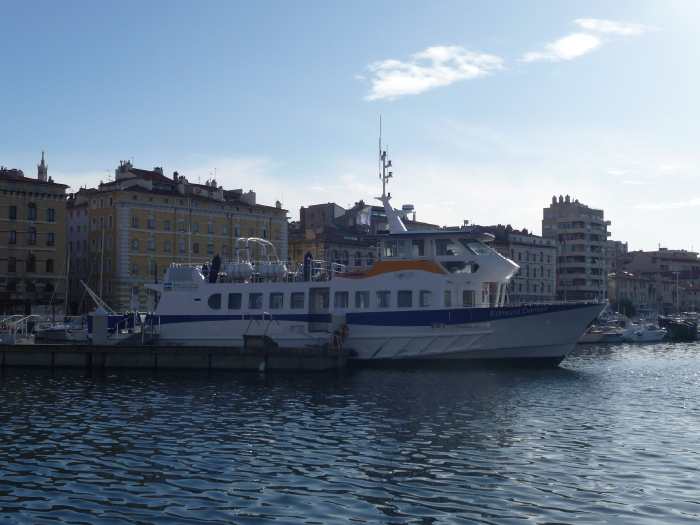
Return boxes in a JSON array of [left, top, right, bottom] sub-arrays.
[[364, 45, 503, 101], [636, 198, 700, 211], [523, 33, 601, 63], [574, 18, 652, 36], [522, 18, 650, 63]]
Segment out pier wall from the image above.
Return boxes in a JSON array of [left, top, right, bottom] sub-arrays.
[[0, 345, 346, 372]]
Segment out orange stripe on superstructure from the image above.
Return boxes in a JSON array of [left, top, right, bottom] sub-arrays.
[[339, 259, 446, 278]]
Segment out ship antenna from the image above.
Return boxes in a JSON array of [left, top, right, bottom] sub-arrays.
[[378, 115, 393, 199]]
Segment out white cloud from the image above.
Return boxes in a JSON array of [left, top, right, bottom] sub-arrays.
[[364, 45, 503, 101], [523, 32, 602, 62], [636, 198, 700, 210], [574, 18, 651, 36], [522, 18, 650, 63]]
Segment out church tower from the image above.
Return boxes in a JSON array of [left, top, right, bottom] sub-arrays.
[[37, 151, 48, 182]]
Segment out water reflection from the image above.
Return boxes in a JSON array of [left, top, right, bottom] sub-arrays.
[[0, 343, 698, 524]]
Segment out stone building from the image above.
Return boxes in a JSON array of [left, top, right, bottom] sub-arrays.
[[289, 200, 437, 271], [71, 161, 288, 312], [66, 190, 92, 313], [616, 248, 700, 313], [0, 154, 68, 314], [542, 195, 610, 301], [472, 225, 557, 304]]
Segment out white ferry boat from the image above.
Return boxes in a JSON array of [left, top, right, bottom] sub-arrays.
[[145, 150, 604, 365]]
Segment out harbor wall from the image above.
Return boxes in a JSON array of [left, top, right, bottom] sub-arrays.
[[0, 345, 347, 372]]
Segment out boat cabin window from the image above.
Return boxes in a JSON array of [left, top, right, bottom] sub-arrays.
[[249, 293, 263, 310], [376, 290, 391, 308], [334, 291, 349, 309], [270, 293, 284, 310], [436, 239, 460, 256], [290, 292, 305, 309], [383, 240, 398, 258], [441, 261, 479, 274], [462, 290, 475, 307], [412, 240, 425, 257], [355, 291, 370, 308], [208, 293, 222, 310], [228, 293, 242, 310], [397, 290, 413, 308], [460, 240, 491, 255], [420, 290, 432, 307], [444, 290, 452, 307]]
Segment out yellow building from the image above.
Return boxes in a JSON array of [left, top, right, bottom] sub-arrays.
[[70, 161, 288, 312], [0, 154, 68, 315]]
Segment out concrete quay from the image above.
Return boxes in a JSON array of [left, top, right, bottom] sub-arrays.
[[0, 344, 347, 372]]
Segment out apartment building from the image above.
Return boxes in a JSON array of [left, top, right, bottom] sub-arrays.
[[542, 195, 610, 301], [72, 161, 288, 312], [472, 224, 557, 304], [617, 248, 700, 313], [0, 154, 68, 314]]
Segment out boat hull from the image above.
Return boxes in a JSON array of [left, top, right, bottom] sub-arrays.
[[153, 302, 604, 363]]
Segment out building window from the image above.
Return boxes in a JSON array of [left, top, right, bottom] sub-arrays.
[[164, 220, 171, 231], [27, 203, 37, 221], [397, 290, 413, 308], [179, 239, 186, 254], [147, 217, 156, 229], [164, 240, 172, 253], [47, 232, 55, 246], [290, 292, 305, 309], [46, 208, 55, 222], [148, 237, 155, 251], [248, 293, 263, 309], [234, 225, 241, 237], [223, 225, 228, 235], [207, 222, 214, 234], [420, 290, 432, 307], [46, 259, 54, 273], [270, 292, 284, 309], [28, 227, 37, 245], [108, 215, 113, 228], [178, 220, 186, 232], [334, 291, 349, 308], [207, 243, 214, 255], [193, 242, 200, 254], [207, 293, 222, 310], [132, 239, 139, 251], [262, 227, 268, 239], [8, 257, 16, 273], [9, 205, 16, 220], [27, 254, 36, 273], [130, 263, 138, 275], [355, 291, 370, 308], [131, 215, 139, 228], [9, 231, 16, 245], [376, 290, 391, 308], [192, 222, 199, 233], [228, 293, 242, 309]]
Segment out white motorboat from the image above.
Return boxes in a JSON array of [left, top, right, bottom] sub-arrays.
[[622, 322, 667, 343], [142, 145, 604, 365]]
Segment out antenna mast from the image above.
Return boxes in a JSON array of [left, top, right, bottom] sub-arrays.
[[378, 116, 393, 199]]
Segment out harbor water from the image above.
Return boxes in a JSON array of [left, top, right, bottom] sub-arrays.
[[1, 343, 700, 524]]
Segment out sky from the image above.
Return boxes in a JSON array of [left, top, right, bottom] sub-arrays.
[[1, 0, 698, 251]]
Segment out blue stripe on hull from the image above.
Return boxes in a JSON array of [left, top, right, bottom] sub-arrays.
[[346, 303, 599, 326], [150, 303, 601, 327]]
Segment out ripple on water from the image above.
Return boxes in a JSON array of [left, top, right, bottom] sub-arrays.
[[0, 343, 700, 523]]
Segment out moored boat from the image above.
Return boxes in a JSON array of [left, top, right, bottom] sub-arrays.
[[143, 146, 604, 365]]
